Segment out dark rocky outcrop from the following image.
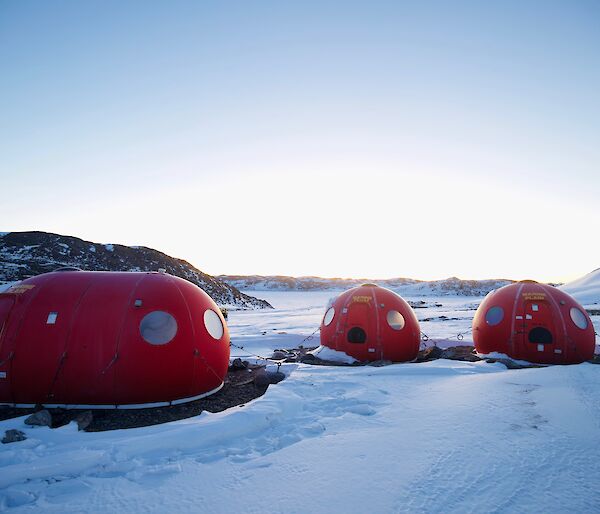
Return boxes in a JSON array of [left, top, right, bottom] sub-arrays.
[[253, 370, 286, 386], [0, 231, 272, 310], [218, 274, 514, 296], [75, 411, 94, 431]]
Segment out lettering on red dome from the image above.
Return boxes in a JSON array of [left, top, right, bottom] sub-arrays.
[[522, 293, 546, 301], [5, 284, 35, 295], [351, 295, 372, 304]]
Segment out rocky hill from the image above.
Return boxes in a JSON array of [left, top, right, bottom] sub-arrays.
[[218, 274, 514, 297], [0, 232, 272, 310]]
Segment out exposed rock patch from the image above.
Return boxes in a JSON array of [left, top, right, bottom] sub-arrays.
[[2, 429, 26, 444], [0, 365, 283, 431], [24, 409, 52, 427]]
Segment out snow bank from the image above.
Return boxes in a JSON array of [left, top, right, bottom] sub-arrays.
[[476, 351, 538, 367], [308, 345, 357, 364], [560, 268, 600, 305]]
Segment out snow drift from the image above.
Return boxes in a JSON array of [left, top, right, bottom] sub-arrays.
[[560, 268, 600, 305]]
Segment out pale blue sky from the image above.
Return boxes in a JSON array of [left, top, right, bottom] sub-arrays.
[[1, 1, 599, 281]]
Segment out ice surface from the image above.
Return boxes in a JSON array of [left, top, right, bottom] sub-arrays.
[[1, 291, 599, 513]]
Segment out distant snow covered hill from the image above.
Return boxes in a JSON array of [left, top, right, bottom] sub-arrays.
[[218, 274, 513, 297], [0, 232, 272, 310], [560, 269, 600, 305]]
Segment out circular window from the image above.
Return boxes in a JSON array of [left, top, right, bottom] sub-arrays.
[[570, 307, 588, 330], [323, 307, 335, 326], [140, 311, 178, 345], [204, 309, 224, 339], [485, 306, 504, 326], [387, 310, 405, 330]]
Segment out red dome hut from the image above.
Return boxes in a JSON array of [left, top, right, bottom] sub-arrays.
[[319, 284, 420, 362], [473, 280, 594, 364], [0, 270, 230, 408]]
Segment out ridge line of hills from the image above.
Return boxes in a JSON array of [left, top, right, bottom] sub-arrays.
[[218, 274, 518, 296], [0, 231, 272, 310], [2, 231, 597, 303]]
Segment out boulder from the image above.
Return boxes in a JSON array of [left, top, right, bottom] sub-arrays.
[[267, 371, 286, 384], [416, 346, 443, 361], [441, 346, 481, 362], [2, 429, 26, 444], [75, 411, 94, 431], [299, 353, 318, 363], [253, 371, 286, 387], [24, 409, 52, 427], [229, 358, 249, 371]]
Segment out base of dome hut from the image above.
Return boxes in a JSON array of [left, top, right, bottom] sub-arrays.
[[278, 344, 553, 369], [273, 345, 524, 369], [0, 364, 276, 431]]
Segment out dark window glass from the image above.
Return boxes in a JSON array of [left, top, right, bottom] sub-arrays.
[[485, 306, 504, 326]]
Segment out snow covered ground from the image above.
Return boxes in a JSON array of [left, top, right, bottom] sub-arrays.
[[1, 291, 600, 513], [560, 268, 600, 307]]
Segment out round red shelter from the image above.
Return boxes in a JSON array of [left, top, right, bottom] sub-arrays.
[[0, 270, 230, 408], [473, 280, 594, 364], [319, 284, 420, 362]]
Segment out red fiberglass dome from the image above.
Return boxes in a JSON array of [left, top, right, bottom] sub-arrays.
[[319, 284, 420, 362], [473, 281, 594, 364], [0, 270, 230, 408]]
